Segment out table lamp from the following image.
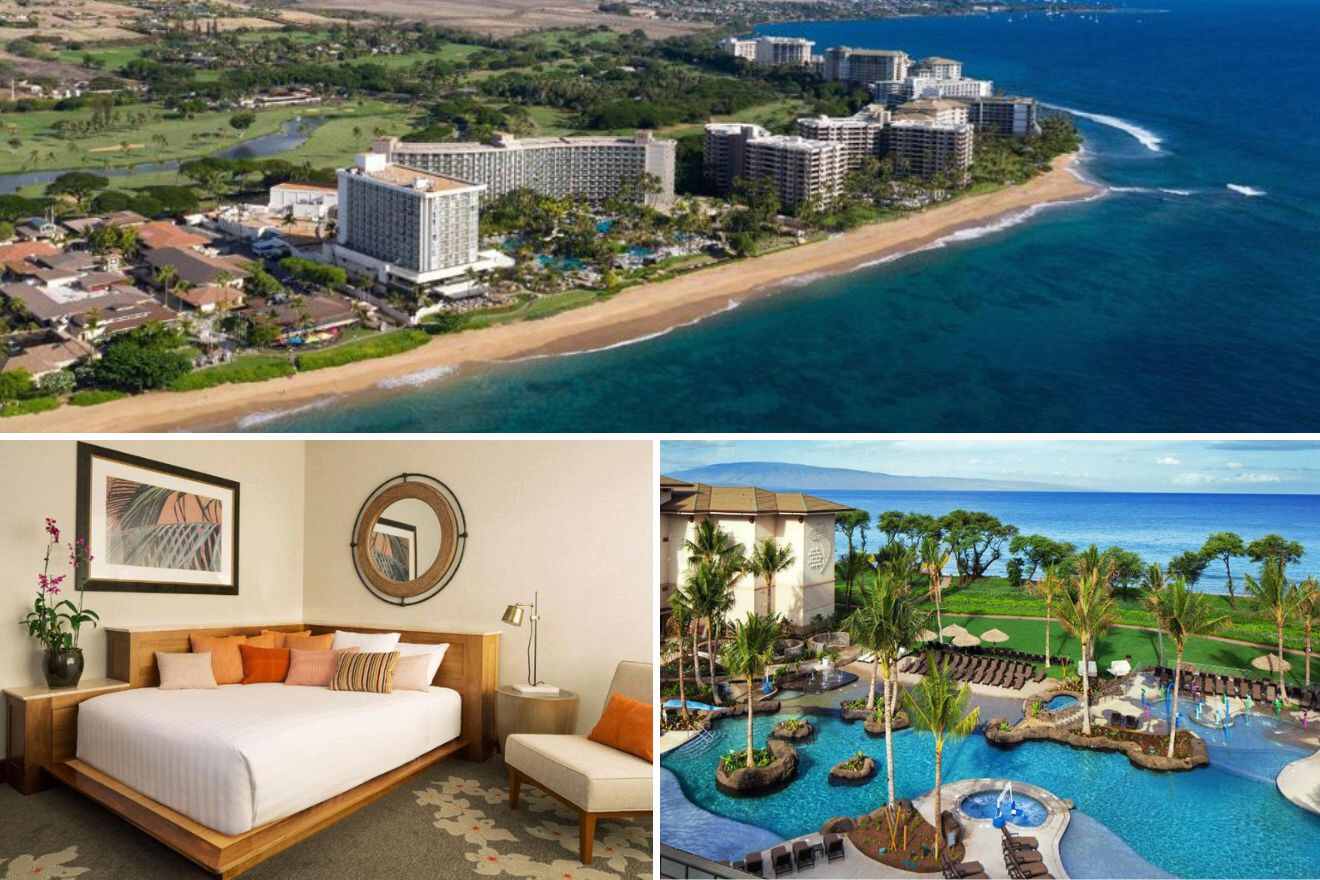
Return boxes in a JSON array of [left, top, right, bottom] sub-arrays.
[[501, 591, 559, 695]]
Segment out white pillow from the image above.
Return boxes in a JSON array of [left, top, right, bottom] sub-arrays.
[[396, 642, 449, 683], [157, 651, 218, 690], [391, 654, 434, 692], [332, 630, 401, 653]]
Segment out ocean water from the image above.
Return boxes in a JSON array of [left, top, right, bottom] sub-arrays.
[[822, 490, 1320, 595], [660, 709, 1320, 877], [261, 0, 1320, 432]]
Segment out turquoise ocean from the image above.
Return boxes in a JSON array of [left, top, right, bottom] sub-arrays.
[[257, 0, 1320, 432]]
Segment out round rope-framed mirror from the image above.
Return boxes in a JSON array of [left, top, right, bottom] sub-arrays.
[[351, 473, 467, 606]]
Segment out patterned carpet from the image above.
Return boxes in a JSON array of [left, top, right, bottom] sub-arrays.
[[0, 756, 652, 879]]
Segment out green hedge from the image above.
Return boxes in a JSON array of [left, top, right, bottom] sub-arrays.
[[69, 389, 127, 407], [294, 330, 429, 372], [0, 396, 59, 417], [168, 356, 295, 392]]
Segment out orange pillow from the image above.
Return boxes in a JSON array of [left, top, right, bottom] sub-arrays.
[[285, 633, 334, 651], [260, 629, 311, 649], [246, 632, 280, 649], [239, 644, 291, 684], [588, 694, 652, 763], [189, 633, 248, 685]]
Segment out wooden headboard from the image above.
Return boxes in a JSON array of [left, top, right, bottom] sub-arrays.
[[105, 624, 499, 761]]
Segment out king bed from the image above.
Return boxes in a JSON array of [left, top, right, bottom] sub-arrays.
[[44, 623, 498, 879]]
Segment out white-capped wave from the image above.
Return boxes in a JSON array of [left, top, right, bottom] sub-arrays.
[[236, 396, 339, 430], [507, 299, 741, 362], [377, 365, 455, 389], [1226, 184, 1265, 197], [1042, 103, 1162, 152], [1110, 186, 1192, 196]]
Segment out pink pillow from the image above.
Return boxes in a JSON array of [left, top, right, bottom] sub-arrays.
[[391, 653, 434, 692], [285, 647, 360, 686]]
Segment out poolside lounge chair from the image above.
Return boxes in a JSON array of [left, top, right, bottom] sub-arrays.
[[1006, 849, 1052, 879], [1001, 827, 1038, 850], [824, 833, 845, 862], [1266, 684, 1278, 702], [772, 845, 792, 877], [941, 852, 988, 879], [745, 851, 765, 876], [1032, 667, 1047, 683], [1251, 681, 1263, 701], [792, 839, 815, 871]]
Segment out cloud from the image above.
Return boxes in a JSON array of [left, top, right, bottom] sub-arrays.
[[1156, 456, 1181, 466], [1172, 471, 1282, 486]]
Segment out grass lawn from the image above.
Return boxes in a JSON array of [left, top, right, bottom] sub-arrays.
[[294, 328, 429, 371], [273, 101, 414, 167], [68, 389, 127, 407], [55, 44, 149, 71], [364, 44, 485, 68], [660, 97, 812, 140], [0, 396, 58, 417], [168, 355, 295, 391]]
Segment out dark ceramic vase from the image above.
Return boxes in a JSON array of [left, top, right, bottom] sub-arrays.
[[44, 647, 84, 688]]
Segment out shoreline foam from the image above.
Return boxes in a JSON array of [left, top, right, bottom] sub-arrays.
[[6, 154, 1098, 433]]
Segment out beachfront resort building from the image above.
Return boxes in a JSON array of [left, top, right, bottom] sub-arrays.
[[370, 131, 677, 208], [822, 47, 910, 85], [872, 75, 994, 105], [884, 118, 975, 178], [659, 477, 852, 628], [718, 36, 757, 61], [961, 95, 1041, 137], [744, 135, 848, 210], [893, 98, 972, 126], [911, 55, 963, 80], [331, 153, 512, 288], [754, 36, 815, 67], [795, 105, 891, 170], [702, 123, 769, 195]]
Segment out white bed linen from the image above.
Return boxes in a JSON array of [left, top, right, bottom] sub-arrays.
[[76, 683, 461, 835]]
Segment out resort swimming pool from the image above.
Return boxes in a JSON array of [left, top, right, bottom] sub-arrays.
[[661, 710, 1320, 878], [1044, 694, 1078, 711]]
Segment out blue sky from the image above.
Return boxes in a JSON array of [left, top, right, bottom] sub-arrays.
[[661, 439, 1320, 493]]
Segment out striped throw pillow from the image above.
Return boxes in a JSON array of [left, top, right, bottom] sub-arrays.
[[330, 650, 400, 694]]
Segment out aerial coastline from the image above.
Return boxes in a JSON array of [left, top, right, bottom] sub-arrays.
[[4, 154, 1095, 433]]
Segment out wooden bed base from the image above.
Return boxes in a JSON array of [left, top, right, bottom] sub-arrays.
[[50, 738, 465, 879], [46, 623, 499, 878]]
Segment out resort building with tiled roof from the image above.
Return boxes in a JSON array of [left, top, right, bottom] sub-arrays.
[[660, 477, 853, 627]]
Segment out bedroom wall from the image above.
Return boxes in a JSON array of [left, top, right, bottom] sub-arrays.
[[301, 439, 654, 735], [0, 439, 306, 753]]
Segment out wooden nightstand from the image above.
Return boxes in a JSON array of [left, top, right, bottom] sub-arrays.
[[496, 686, 579, 754], [4, 678, 130, 795]]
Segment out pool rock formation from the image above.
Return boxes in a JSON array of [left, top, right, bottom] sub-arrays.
[[770, 718, 814, 741], [864, 711, 910, 736], [829, 755, 877, 785], [985, 716, 1210, 771], [715, 738, 798, 795]]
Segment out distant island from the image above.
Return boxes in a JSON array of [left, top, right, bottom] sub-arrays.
[[668, 460, 1073, 492]]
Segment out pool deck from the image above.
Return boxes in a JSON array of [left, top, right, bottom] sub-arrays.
[[920, 778, 1070, 880], [1277, 748, 1320, 816], [660, 729, 698, 755]]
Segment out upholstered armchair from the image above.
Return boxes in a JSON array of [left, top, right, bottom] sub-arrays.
[[504, 660, 652, 863]]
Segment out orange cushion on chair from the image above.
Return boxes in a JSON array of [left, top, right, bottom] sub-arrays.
[[189, 633, 248, 685], [285, 633, 334, 651], [260, 629, 311, 649], [588, 693, 653, 763], [239, 644, 291, 684]]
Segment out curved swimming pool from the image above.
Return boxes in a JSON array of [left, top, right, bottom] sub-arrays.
[[660, 710, 1320, 878], [960, 789, 1048, 827], [1043, 694, 1078, 711]]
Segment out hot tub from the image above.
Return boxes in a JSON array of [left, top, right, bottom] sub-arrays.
[[960, 790, 1049, 827]]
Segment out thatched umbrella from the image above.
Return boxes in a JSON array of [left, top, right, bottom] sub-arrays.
[[941, 623, 968, 637], [1252, 653, 1291, 673], [917, 628, 939, 643], [981, 628, 1010, 644], [952, 631, 982, 648]]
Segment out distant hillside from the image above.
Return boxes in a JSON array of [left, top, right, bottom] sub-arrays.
[[668, 461, 1072, 493]]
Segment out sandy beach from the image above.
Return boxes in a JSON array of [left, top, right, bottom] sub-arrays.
[[6, 155, 1099, 433]]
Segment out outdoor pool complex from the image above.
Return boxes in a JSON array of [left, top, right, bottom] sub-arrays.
[[959, 790, 1048, 827], [661, 708, 1320, 878]]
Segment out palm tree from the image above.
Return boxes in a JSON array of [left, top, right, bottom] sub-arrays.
[[684, 558, 736, 705], [747, 538, 794, 617], [835, 550, 869, 615], [1146, 577, 1227, 757], [836, 509, 871, 609], [722, 612, 782, 769], [1056, 566, 1117, 735], [1245, 559, 1300, 699], [1031, 566, 1064, 668], [667, 590, 695, 725], [684, 519, 743, 571], [1140, 563, 1168, 665], [1299, 577, 1320, 688], [869, 570, 924, 807], [920, 534, 950, 644], [902, 653, 981, 862]]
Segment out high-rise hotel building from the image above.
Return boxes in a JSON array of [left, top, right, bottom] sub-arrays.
[[703, 123, 770, 195], [961, 96, 1040, 137], [911, 56, 963, 80], [883, 119, 975, 179], [822, 47, 910, 85], [744, 135, 847, 211], [371, 131, 676, 208], [753, 36, 815, 67], [795, 105, 891, 170], [333, 153, 503, 287]]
